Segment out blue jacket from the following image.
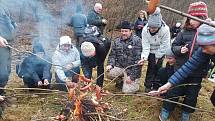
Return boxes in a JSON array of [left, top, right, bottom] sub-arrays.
[[169, 48, 215, 85], [17, 44, 52, 83], [0, 6, 16, 41], [70, 12, 87, 37]]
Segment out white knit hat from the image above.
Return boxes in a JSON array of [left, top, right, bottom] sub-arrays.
[[59, 36, 71, 45], [81, 42, 96, 57]]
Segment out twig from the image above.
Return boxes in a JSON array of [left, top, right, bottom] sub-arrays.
[[105, 93, 214, 113]]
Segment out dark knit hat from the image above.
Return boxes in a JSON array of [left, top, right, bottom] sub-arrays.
[[188, 1, 208, 18], [33, 42, 45, 54], [197, 21, 215, 45], [120, 20, 132, 29], [148, 7, 162, 28]]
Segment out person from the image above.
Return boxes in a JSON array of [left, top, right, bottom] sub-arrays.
[[153, 21, 215, 121], [138, 7, 171, 92], [80, 25, 111, 92], [87, 3, 107, 34], [134, 10, 148, 38], [16, 42, 52, 89], [170, 22, 181, 39], [106, 20, 142, 93], [52, 36, 81, 91], [68, 5, 87, 46], [0, 4, 16, 117], [155, 48, 176, 88], [158, 2, 209, 121]]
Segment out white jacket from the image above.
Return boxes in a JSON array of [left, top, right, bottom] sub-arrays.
[[141, 24, 171, 60], [52, 46, 80, 81]]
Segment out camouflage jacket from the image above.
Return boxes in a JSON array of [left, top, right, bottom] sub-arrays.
[[108, 34, 142, 81]]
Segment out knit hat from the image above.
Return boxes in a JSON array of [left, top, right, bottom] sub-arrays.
[[165, 47, 175, 57], [33, 42, 45, 54], [148, 7, 162, 28], [120, 20, 132, 29], [197, 21, 215, 45], [188, 1, 208, 18], [59, 36, 72, 45], [80, 41, 96, 57]]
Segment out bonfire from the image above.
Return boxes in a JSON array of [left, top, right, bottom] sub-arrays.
[[54, 75, 114, 121]]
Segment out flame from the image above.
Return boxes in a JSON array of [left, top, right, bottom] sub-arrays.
[[74, 99, 82, 116], [68, 88, 75, 101]]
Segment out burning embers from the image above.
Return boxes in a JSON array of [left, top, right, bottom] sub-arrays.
[[55, 75, 111, 121]]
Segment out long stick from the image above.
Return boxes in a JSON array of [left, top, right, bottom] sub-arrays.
[[159, 5, 215, 28]]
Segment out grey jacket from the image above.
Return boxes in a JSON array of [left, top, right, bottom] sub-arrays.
[[108, 34, 142, 81], [0, 6, 16, 41], [141, 24, 170, 60]]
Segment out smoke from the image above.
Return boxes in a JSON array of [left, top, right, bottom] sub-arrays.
[[0, 0, 85, 56]]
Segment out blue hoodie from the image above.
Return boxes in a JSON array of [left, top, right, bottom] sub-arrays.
[[17, 43, 52, 82]]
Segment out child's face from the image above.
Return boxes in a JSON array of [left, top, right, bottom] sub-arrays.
[[201, 45, 215, 55], [166, 56, 176, 65], [190, 19, 201, 29]]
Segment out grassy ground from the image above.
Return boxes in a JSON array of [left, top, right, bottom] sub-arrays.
[[0, 65, 214, 121]]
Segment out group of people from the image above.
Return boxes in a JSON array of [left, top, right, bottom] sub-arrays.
[[0, 1, 214, 121]]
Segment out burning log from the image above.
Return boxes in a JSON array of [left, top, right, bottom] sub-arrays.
[[54, 75, 114, 121]]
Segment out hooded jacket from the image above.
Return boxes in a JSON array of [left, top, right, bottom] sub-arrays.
[[17, 43, 51, 83], [52, 45, 80, 81]]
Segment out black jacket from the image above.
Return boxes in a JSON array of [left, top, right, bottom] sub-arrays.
[[172, 29, 209, 77], [81, 35, 111, 87], [87, 10, 106, 34], [134, 17, 147, 38]]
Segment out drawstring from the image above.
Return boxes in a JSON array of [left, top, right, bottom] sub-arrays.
[[189, 30, 198, 58]]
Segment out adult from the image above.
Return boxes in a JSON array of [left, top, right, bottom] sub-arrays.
[[134, 10, 148, 38], [106, 21, 142, 93], [138, 7, 171, 92], [69, 5, 87, 46], [16, 42, 52, 89], [52, 36, 80, 91], [80, 25, 111, 92], [87, 3, 107, 34]]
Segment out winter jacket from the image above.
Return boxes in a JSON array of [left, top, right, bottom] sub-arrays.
[[81, 35, 111, 87], [0, 6, 16, 41], [134, 17, 147, 38], [87, 10, 105, 34], [170, 26, 181, 38], [141, 24, 171, 60], [157, 63, 175, 85], [69, 12, 87, 37], [17, 43, 52, 83], [169, 48, 214, 85], [172, 29, 208, 77], [108, 34, 142, 81], [52, 45, 80, 81]]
